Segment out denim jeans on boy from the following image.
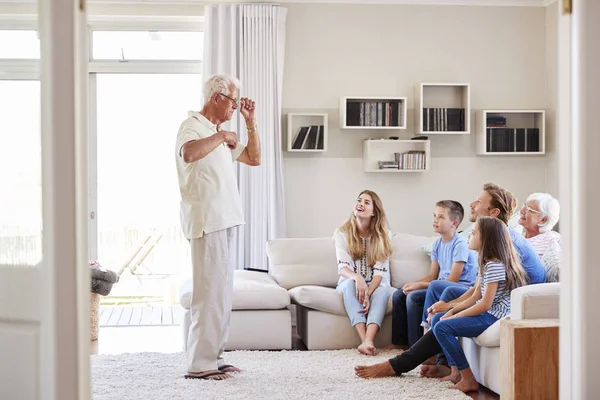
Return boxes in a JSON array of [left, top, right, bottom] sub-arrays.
[[421, 280, 471, 329], [391, 288, 427, 347], [432, 312, 498, 370], [336, 278, 390, 327]]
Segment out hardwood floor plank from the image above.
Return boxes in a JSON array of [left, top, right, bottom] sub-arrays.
[[140, 306, 153, 325], [151, 306, 162, 325], [117, 307, 133, 326], [161, 305, 173, 325], [129, 306, 143, 326], [99, 306, 114, 326], [106, 307, 123, 326]]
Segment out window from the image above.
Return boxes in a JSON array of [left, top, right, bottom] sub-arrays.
[[92, 30, 203, 61], [95, 73, 201, 279], [0, 30, 40, 59], [0, 80, 42, 266]]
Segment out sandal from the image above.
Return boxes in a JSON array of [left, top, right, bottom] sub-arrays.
[[184, 371, 228, 380]]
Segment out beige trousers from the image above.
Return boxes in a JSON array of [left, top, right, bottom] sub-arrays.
[[186, 228, 235, 372]]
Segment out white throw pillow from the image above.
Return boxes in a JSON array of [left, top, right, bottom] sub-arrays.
[[542, 239, 561, 282]]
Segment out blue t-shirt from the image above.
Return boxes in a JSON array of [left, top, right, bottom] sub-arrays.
[[508, 226, 546, 284], [431, 233, 477, 286]]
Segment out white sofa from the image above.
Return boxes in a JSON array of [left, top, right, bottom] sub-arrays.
[[178, 269, 292, 350], [266, 233, 560, 395]]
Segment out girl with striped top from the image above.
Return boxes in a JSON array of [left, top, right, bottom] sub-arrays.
[[335, 190, 392, 356], [431, 216, 528, 393]]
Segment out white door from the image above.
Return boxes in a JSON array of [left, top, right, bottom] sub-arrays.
[[0, 1, 90, 399], [559, 0, 600, 398]]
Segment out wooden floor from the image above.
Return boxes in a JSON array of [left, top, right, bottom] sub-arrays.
[[91, 325, 498, 399], [99, 305, 183, 327]]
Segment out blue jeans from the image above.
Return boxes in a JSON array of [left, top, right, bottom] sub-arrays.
[[432, 312, 498, 370], [421, 280, 471, 328], [391, 288, 427, 346], [336, 279, 390, 327]]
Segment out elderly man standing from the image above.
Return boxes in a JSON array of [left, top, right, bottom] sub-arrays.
[[175, 73, 260, 380]]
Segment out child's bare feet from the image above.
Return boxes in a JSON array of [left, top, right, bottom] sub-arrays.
[[355, 361, 396, 379], [440, 368, 461, 384], [450, 377, 480, 393], [419, 365, 451, 378], [358, 341, 376, 356]]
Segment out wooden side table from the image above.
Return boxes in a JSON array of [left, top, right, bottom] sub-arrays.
[[501, 318, 559, 400]]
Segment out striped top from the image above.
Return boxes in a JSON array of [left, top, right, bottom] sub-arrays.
[[477, 261, 510, 320], [334, 228, 391, 287], [526, 231, 562, 258]]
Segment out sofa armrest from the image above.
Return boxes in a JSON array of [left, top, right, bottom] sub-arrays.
[[511, 282, 560, 320]]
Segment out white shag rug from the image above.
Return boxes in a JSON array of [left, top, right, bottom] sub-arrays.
[[91, 350, 472, 400]]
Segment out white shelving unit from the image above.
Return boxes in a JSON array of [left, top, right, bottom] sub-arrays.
[[339, 96, 407, 130], [362, 139, 430, 172], [287, 113, 328, 152], [414, 83, 470, 135], [475, 110, 545, 155]]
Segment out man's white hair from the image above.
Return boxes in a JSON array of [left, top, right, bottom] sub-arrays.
[[203, 73, 240, 104], [526, 192, 560, 233]]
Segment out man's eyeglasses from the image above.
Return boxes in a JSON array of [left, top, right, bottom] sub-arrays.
[[218, 92, 238, 108], [521, 204, 544, 215]]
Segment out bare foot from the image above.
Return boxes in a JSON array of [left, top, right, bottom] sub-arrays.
[[450, 377, 480, 393], [420, 365, 451, 378], [383, 343, 407, 351], [358, 341, 376, 356], [440, 369, 461, 384], [422, 356, 437, 365], [355, 361, 396, 379], [185, 370, 231, 380]]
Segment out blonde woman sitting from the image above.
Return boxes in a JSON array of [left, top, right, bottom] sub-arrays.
[[334, 190, 393, 356]]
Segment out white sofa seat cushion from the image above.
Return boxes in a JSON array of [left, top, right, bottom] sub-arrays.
[[289, 285, 396, 316], [472, 317, 507, 348], [178, 270, 290, 311]]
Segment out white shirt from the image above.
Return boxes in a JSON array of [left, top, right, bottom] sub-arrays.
[[334, 228, 392, 288], [175, 111, 246, 239], [525, 230, 562, 258]]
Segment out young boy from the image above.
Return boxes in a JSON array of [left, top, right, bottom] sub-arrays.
[[388, 200, 477, 349]]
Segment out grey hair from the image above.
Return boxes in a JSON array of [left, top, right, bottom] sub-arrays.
[[526, 192, 560, 233], [203, 73, 240, 104]]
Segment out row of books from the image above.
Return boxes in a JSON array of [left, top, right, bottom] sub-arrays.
[[291, 125, 325, 150], [346, 101, 403, 127], [422, 108, 466, 132], [486, 128, 540, 152], [379, 151, 427, 170]]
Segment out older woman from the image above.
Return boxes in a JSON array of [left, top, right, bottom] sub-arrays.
[[518, 192, 561, 257]]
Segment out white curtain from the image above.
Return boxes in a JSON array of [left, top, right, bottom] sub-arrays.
[[203, 4, 287, 270]]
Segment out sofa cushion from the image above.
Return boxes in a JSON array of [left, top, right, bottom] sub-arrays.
[[178, 270, 290, 311], [473, 317, 506, 348], [389, 233, 435, 289], [267, 237, 338, 290], [289, 285, 396, 316]]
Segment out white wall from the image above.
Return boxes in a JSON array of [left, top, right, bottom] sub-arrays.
[[282, 3, 552, 238], [545, 2, 558, 200]]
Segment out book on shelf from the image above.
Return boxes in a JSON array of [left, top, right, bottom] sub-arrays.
[[346, 100, 403, 127], [486, 128, 540, 153], [380, 150, 427, 170], [291, 125, 325, 150], [422, 108, 465, 132]]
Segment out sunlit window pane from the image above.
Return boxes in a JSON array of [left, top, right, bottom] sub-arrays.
[[0, 80, 42, 266], [92, 31, 203, 61], [96, 74, 201, 294], [0, 30, 40, 59]]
